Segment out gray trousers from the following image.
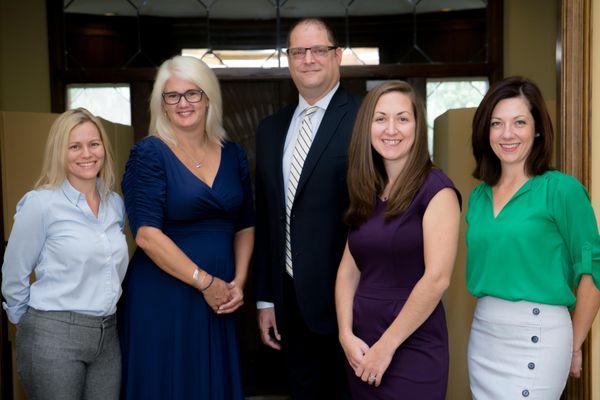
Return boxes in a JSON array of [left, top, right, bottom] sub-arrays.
[[16, 308, 121, 400]]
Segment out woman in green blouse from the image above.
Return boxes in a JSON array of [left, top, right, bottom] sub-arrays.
[[466, 76, 600, 399]]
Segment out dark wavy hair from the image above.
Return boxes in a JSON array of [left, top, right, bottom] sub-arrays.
[[471, 76, 553, 185], [345, 81, 432, 228]]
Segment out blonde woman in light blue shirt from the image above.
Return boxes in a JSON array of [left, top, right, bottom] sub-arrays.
[[1, 108, 129, 400]]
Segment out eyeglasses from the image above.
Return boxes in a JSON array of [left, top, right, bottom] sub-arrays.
[[162, 89, 204, 105], [287, 45, 338, 60]]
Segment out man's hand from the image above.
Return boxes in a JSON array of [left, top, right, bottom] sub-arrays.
[[258, 307, 281, 350]]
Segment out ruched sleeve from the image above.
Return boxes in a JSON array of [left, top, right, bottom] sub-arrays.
[[233, 143, 255, 231], [121, 137, 167, 236], [549, 173, 600, 288]]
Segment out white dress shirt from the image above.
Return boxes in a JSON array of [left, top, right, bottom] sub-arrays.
[[1, 180, 129, 324]]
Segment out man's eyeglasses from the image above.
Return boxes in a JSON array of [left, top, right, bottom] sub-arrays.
[[162, 89, 204, 105], [287, 45, 338, 60]]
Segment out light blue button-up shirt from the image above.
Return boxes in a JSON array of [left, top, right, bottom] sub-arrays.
[[1, 180, 129, 324]]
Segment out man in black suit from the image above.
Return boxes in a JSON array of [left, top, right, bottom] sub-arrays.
[[254, 18, 361, 400]]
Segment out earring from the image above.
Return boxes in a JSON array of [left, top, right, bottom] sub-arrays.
[[535, 132, 541, 138]]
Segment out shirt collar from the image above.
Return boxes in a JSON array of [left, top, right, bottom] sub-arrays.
[[61, 179, 105, 206], [296, 82, 340, 117], [483, 175, 535, 201]]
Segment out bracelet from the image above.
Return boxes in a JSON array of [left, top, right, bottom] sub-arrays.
[[199, 274, 215, 292], [192, 267, 200, 282], [192, 267, 208, 290]]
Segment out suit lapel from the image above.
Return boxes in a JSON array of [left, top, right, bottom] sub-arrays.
[[294, 87, 349, 198]]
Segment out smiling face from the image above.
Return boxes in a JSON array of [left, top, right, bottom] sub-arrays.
[[66, 121, 105, 188], [489, 96, 535, 172], [287, 22, 342, 103], [370, 91, 416, 171], [163, 75, 208, 133]]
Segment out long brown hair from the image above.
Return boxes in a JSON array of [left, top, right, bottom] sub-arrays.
[[346, 81, 432, 228]]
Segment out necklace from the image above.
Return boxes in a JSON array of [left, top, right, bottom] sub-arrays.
[[177, 143, 205, 168]]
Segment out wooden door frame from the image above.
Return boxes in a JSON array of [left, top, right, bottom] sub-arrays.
[[559, 0, 593, 399], [559, 0, 591, 187]]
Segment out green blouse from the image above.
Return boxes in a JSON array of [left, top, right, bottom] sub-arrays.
[[466, 170, 600, 307]]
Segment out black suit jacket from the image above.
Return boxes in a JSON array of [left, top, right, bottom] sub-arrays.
[[254, 86, 362, 335]]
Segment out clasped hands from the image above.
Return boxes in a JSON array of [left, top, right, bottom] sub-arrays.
[[201, 276, 245, 314], [340, 331, 394, 387]]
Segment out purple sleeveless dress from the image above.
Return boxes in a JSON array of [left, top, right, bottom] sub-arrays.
[[346, 169, 460, 400]]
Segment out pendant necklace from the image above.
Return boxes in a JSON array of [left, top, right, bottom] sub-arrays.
[[177, 144, 205, 168]]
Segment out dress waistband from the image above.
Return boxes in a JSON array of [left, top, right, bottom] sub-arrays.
[[355, 285, 414, 301], [27, 308, 116, 328], [164, 219, 235, 235], [474, 296, 570, 326]]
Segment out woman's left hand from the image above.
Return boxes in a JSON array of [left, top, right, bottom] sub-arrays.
[[570, 348, 583, 378], [217, 281, 244, 314], [356, 339, 394, 387]]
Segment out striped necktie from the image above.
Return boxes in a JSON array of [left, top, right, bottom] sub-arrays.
[[285, 105, 318, 277]]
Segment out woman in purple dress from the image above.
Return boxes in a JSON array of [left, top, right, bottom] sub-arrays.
[[335, 81, 461, 399]]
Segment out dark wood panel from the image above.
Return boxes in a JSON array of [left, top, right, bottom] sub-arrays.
[[130, 81, 152, 141], [59, 62, 494, 84], [61, 9, 488, 70], [48, 0, 67, 113], [487, 0, 504, 82], [221, 81, 289, 396]]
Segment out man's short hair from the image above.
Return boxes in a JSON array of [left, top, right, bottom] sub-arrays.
[[286, 18, 338, 48]]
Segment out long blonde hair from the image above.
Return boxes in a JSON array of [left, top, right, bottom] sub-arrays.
[[149, 56, 227, 146], [35, 108, 115, 195]]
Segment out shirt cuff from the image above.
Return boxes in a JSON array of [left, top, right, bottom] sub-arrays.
[[256, 301, 274, 309], [2, 302, 26, 324]]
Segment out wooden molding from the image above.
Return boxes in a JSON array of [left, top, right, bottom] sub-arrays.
[[559, 0, 592, 399], [559, 0, 592, 188]]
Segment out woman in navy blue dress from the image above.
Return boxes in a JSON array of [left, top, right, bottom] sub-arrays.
[[119, 56, 254, 399]]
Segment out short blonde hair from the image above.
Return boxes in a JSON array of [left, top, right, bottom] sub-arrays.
[[35, 108, 115, 195], [149, 56, 226, 146]]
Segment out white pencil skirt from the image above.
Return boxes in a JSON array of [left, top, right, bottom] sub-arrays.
[[467, 296, 572, 400]]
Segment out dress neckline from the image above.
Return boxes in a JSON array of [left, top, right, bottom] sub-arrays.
[[154, 136, 225, 190]]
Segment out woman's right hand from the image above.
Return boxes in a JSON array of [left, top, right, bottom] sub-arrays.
[[201, 276, 232, 312], [570, 348, 583, 378], [339, 331, 369, 372]]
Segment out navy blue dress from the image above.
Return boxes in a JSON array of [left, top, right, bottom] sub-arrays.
[[119, 136, 254, 400]]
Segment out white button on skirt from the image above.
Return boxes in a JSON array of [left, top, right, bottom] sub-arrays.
[[468, 296, 572, 399]]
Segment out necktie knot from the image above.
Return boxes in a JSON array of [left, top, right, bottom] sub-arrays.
[[304, 106, 318, 119]]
